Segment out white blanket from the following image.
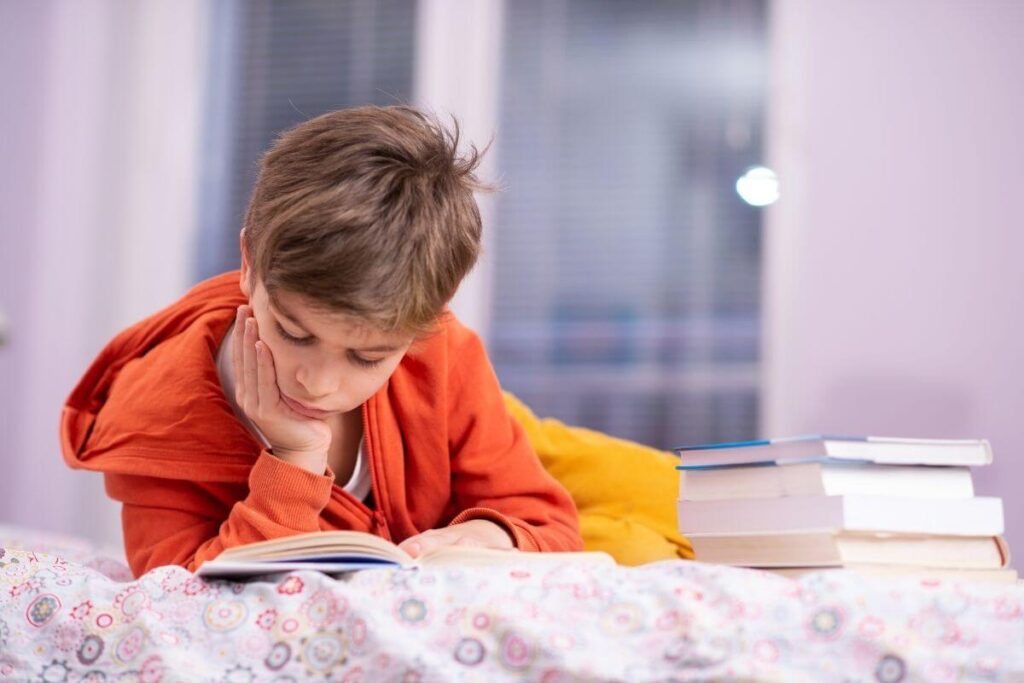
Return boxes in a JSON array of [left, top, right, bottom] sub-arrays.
[[1, 526, 1022, 681]]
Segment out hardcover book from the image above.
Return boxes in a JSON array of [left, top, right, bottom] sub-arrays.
[[675, 435, 992, 469]]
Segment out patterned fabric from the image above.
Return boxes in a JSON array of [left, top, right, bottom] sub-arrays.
[[1, 526, 1022, 682]]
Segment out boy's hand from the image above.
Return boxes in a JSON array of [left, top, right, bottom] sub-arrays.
[[397, 520, 516, 558], [232, 305, 332, 474]]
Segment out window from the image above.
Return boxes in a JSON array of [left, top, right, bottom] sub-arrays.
[[196, 0, 416, 280], [196, 0, 768, 449], [491, 0, 768, 448]]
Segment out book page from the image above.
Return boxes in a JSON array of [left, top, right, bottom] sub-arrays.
[[419, 545, 616, 568]]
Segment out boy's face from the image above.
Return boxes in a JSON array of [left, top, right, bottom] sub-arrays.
[[240, 272, 414, 417]]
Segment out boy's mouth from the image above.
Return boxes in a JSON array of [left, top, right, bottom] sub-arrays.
[[280, 393, 335, 419]]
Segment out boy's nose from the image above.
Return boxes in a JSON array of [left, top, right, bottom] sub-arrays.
[[295, 364, 342, 402]]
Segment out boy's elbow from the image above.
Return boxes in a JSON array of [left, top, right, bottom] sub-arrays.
[[554, 517, 586, 552], [126, 541, 200, 578], [521, 513, 585, 552], [122, 515, 217, 577]]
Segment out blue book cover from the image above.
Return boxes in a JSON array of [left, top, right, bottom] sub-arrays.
[[674, 435, 991, 470]]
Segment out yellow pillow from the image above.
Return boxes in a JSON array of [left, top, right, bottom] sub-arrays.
[[504, 392, 694, 565]]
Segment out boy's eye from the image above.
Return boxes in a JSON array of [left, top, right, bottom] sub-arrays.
[[275, 322, 314, 346], [348, 352, 384, 369], [276, 321, 384, 368]]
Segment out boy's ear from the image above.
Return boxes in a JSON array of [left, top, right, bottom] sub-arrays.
[[239, 230, 252, 297]]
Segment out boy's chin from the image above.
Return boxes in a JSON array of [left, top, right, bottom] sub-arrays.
[[278, 392, 338, 418]]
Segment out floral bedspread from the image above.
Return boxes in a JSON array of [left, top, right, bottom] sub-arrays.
[[1, 526, 1023, 682]]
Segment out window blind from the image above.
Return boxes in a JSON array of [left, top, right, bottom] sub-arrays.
[[492, 0, 768, 448], [196, 0, 416, 280]]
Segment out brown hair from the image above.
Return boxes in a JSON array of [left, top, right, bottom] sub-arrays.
[[242, 105, 487, 336]]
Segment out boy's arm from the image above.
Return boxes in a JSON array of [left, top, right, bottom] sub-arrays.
[[444, 323, 584, 552], [107, 450, 333, 577]]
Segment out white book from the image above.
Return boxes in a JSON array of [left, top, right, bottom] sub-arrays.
[[688, 531, 1009, 569], [679, 461, 974, 501], [678, 495, 1004, 536], [675, 435, 992, 468]]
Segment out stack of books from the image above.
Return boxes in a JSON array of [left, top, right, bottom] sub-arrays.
[[675, 436, 1016, 582]]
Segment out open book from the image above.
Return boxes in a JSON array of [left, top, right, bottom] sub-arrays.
[[196, 530, 615, 578]]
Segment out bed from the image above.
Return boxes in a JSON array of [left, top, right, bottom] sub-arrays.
[[1, 525, 1022, 682]]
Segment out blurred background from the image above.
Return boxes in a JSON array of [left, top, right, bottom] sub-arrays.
[[1, 0, 1022, 556]]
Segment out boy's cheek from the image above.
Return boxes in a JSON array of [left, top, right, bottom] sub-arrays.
[[258, 339, 287, 386]]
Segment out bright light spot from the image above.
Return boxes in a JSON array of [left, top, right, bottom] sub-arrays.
[[735, 166, 780, 207]]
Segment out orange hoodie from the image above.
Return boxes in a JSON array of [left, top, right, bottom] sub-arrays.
[[61, 272, 583, 577]]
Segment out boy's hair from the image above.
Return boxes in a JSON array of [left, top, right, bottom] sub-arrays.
[[242, 105, 487, 336]]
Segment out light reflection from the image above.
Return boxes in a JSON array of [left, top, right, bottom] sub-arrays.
[[736, 166, 779, 207]]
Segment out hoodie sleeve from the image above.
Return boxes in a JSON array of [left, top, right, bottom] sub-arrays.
[[443, 322, 584, 552], [107, 450, 333, 577]]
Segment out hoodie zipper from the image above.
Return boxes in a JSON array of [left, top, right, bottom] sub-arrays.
[[363, 400, 391, 540], [329, 400, 390, 541]]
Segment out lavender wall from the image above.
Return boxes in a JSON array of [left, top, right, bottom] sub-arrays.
[[0, 1, 207, 549], [765, 0, 1024, 556], [0, 1, 115, 541]]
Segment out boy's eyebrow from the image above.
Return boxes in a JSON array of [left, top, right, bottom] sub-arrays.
[[269, 298, 311, 332], [353, 344, 405, 353], [269, 298, 404, 353]]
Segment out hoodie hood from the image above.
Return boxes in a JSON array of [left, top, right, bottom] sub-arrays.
[[60, 271, 259, 482]]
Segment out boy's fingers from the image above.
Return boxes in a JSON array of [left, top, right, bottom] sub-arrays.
[[416, 537, 441, 555], [398, 525, 505, 558], [231, 307, 244, 403], [242, 318, 259, 414], [399, 532, 440, 558], [255, 341, 279, 411]]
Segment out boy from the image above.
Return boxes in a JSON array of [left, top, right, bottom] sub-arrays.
[[60, 106, 583, 577]]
